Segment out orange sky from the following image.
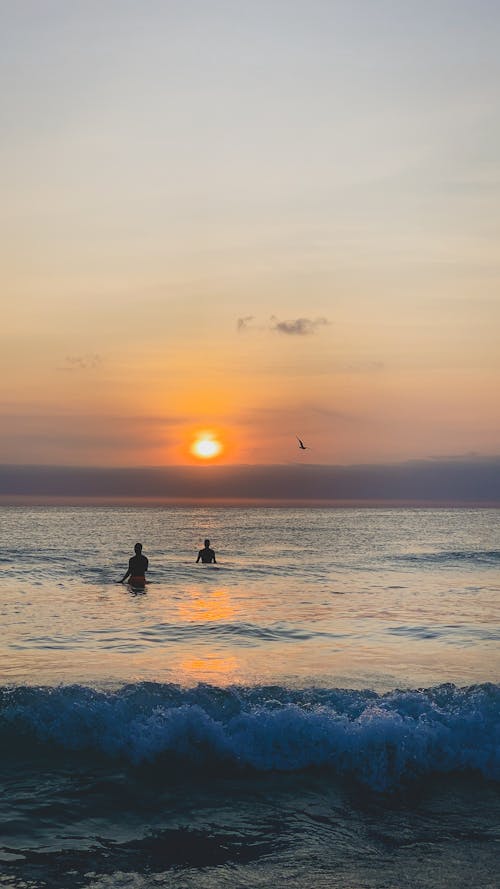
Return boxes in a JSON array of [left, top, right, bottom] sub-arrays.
[[1, 3, 499, 468]]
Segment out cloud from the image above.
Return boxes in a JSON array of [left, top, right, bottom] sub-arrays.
[[270, 316, 329, 336], [61, 354, 102, 371], [1, 458, 499, 505], [340, 360, 385, 373], [236, 316, 255, 332], [0, 411, 184, 464], [234, 403, 358, 426], [428, 451, 482, 461], [236, 315, 330, 335]]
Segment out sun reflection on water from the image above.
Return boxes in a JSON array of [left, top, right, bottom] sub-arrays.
[[177, 587, 236, 623], [179, 654, 240, 683]]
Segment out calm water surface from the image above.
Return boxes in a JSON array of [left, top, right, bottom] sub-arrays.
[[1, 506, 499, 687]]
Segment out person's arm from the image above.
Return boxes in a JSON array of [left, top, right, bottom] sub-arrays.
[[119, 559, 132, 583], [196, 551, 201, 563], [212, 553, 217, 563]]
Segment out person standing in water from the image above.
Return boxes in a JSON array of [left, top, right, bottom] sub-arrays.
[[119, 542, 149, 585], [196, 539, 216, 564]]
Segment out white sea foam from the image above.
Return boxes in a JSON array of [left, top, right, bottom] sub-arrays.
[[2, 682, 498, 791]]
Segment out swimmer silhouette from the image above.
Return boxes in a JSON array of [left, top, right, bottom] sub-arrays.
[[119, 542, 149, 586], [196, 539, 217, 564]]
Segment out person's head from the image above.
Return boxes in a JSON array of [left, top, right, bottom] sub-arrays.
[[204, 539, 210, 548], [134, 542, 143, 554]]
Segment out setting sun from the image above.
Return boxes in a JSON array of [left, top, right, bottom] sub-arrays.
[[190, 433, 223, 460]]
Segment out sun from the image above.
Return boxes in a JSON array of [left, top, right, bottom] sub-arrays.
[[190, 433, 223, 460]]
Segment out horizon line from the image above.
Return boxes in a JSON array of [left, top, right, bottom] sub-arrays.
[[1, 455, 499, 470], [1, 495, 499, 509]]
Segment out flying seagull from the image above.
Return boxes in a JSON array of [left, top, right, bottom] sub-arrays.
[[296, 436, 309, 450]]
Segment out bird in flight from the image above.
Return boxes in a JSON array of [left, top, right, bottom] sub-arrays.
[[296, 436, 309, 450]]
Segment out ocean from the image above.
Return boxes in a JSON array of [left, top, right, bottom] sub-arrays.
[[0, 506, 499, 888]]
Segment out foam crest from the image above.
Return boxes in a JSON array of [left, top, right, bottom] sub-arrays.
[[1, 683, 498, 791]]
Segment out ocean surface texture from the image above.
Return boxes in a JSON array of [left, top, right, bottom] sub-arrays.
[[0, 506, 499, 888]]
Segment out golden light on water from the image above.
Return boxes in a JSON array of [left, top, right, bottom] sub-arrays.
[[179, 655, 240, 683], [177, 588, 236, 623]]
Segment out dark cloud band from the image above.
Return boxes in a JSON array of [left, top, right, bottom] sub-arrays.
[[1, 458, 498, 505]]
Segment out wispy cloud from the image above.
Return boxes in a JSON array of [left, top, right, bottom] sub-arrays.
[[236, 315, 330, 335], [61, 354, 102, 371], [0, 411, 184, 464], [270, 316, 329, 336], [235, 403, 358, 426], [236, 316, 255, 332], [339, 360, 385, 373]]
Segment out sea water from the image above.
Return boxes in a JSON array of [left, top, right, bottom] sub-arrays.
[[0, 506, 499, 888]]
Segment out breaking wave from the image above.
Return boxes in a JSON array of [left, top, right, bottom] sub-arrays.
[[1, 682, 498, 791]]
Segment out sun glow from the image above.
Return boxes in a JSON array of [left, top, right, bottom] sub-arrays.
[[190, 433, 223, 460]]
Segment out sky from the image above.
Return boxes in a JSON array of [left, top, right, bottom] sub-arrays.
[[1, 0, 499, 473]]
